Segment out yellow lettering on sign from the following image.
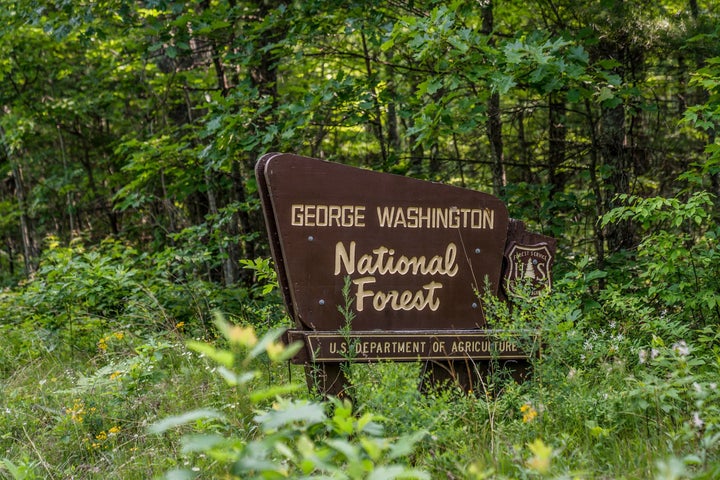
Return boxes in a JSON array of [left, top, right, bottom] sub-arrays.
[[291, 204, 365, 227], [351, 340, 427, 355], [448, 340, 518, 354], [377, 206, 494, 229], [334, 241, 458, 277], [353, 276, 442, 312], [333, 241, 459, 313]]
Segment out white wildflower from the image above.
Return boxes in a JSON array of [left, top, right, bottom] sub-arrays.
[[692, 412, 704, 429], [672, 340, 689, 357]]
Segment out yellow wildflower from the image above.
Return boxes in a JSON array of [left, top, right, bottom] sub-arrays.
[[97, 338, 108, 351], [109, 371, 122, 380], [228, 325, 258, 347], [526, 438, 553, 474], [66, 399, 85, 423], [175, 321, 185, 329], [113, 331, 124, 340], [108, 426, 121, 435], [521, 403, 538, 423], [96, 431, 107, 441], [265, 340, 285, 361]]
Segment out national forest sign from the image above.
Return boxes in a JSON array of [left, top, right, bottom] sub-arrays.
[[256, 153, 555, 383], [258, 153, 509, 332]]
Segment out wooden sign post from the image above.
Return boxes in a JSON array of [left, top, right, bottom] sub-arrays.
[[256, 153, 555, 395]]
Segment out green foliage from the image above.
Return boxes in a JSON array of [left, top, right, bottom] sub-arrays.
[[239, 257, 279, 297], [3, 267, 720, 478], [0, 458, 41, 480], [601, 191, 720, 332], [685, 56, 720, 170], [150, 314, 428, 479], [0, 238, 288, 365], [2, 239, 169, 353], [3, 0, 720, 478], [1, 0, 719, 286]]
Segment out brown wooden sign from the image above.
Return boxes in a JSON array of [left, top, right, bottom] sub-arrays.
[[256, 153, 555, 394], [257, 153, 510, 332]]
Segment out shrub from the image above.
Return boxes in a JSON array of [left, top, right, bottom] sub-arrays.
[[150, 314, 429, 479]]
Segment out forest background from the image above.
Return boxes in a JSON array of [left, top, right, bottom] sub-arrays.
[[2, 0, 720, 478]]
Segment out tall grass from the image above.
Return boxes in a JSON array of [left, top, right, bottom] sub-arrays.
[[3, 300, 718, 478], [2, 214, 720, 478]]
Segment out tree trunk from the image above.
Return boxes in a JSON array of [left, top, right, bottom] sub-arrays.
[[56, 125, 76, 236], [600, 102, 636, 251], [205, 17, 241, 286], [488, 91, 506, 198], [584, 99, 606, 279], [13, 163, 37, 276], [517, 105, 531, 182], [483, 1, 506, 197], [0, 123, 37, 276], [593, 3, 638, 252], [548, 92, 567, 197], [385, 50, 400, 163], [360, 30, 387, 166], [4, 239, 14, 277], [241, 0, 285, 278]]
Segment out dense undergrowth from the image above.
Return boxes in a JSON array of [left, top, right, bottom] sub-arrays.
[[2, 190, 720, 479]]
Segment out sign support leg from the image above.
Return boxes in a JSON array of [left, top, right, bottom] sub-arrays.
[[304, 362, 350, 398]]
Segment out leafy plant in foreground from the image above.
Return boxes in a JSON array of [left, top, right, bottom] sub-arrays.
[[150, 313, 429, 479]]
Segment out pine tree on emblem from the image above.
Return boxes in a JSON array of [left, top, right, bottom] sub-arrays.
[[524, 258, 536, 280]]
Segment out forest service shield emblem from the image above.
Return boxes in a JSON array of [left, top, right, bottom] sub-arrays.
[[504, 242, 553, 298]]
